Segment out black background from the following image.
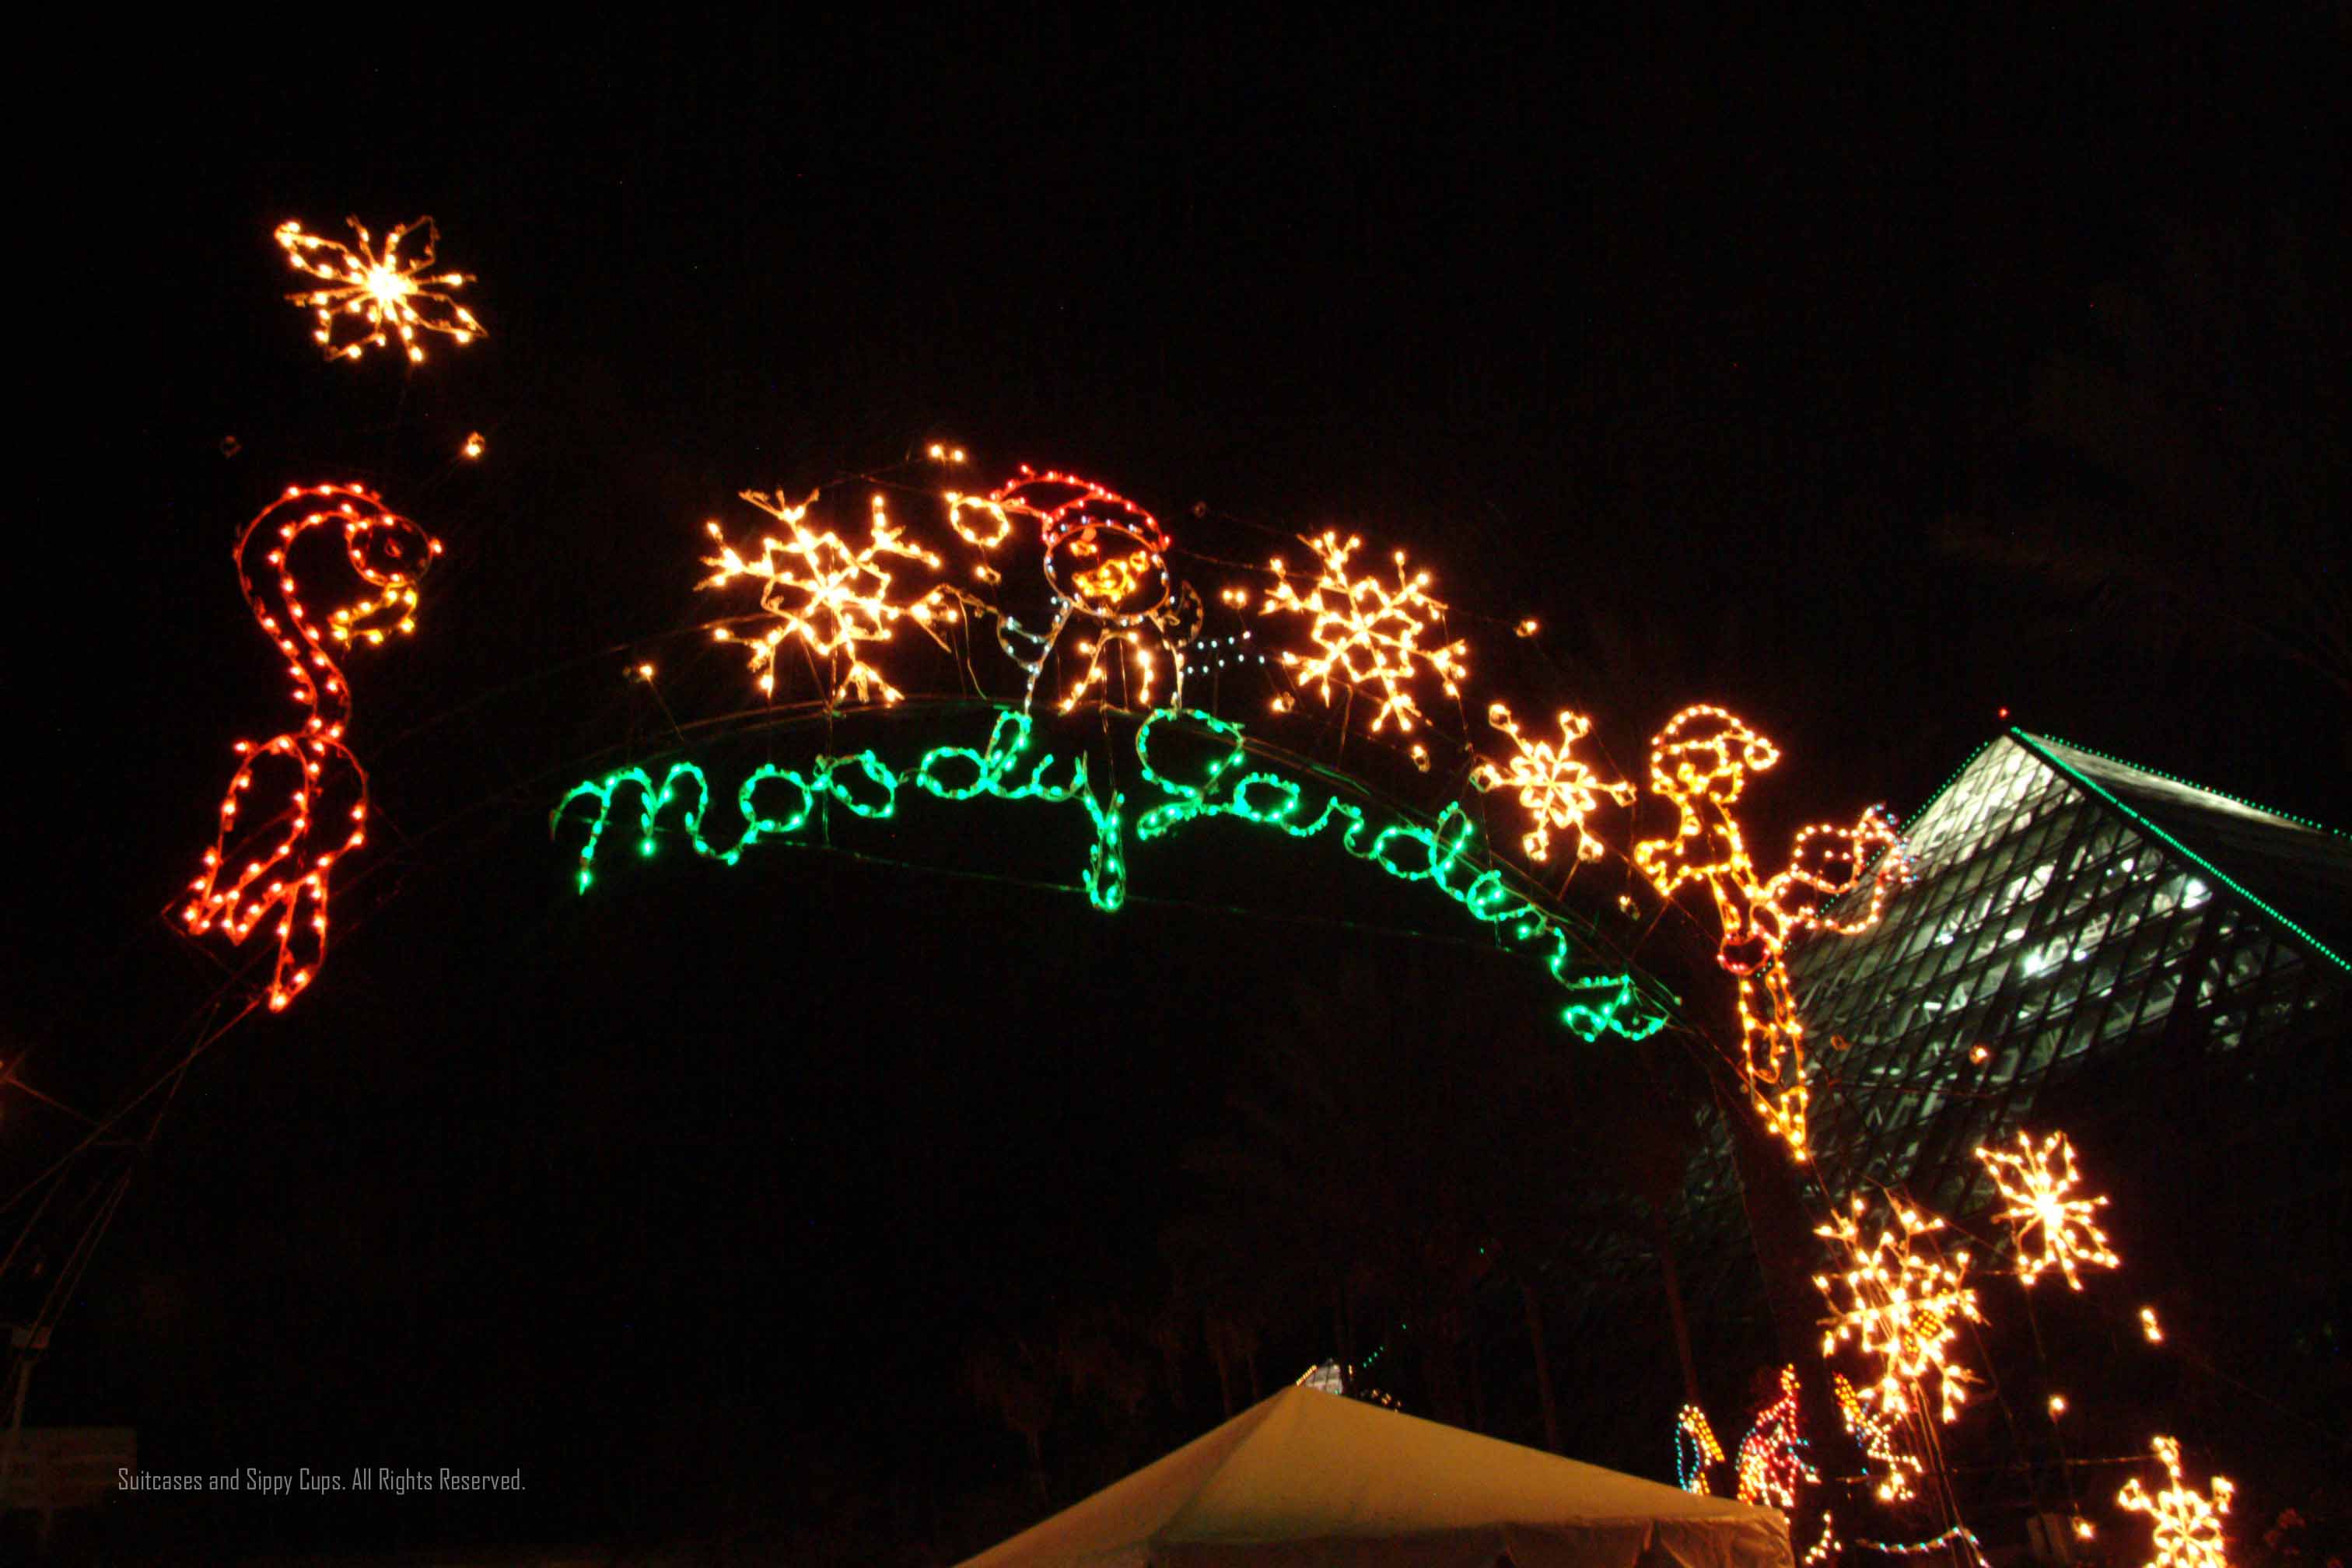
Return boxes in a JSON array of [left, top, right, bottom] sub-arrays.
[[13, 9, 2348, 1559]]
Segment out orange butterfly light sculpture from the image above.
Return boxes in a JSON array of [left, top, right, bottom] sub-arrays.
[[183, 485, 439, 1010]]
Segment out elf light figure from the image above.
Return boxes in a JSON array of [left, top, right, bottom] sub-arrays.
[[1633, 705, 1910, 1158]]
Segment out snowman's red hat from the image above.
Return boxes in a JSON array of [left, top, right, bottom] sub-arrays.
[[989, 465, 1171, 555]]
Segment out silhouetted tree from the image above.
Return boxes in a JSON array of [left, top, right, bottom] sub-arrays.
[[962, 1335, 1056, 1507], [1941, 218, 2350, 754]]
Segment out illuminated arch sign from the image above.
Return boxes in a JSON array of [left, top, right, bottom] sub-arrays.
[[551, 705, 1675, 1045]]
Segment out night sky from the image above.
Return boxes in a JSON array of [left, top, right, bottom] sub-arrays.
[[15, 12, 2349, 1560]]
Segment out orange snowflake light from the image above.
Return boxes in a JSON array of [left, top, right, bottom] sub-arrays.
[[1472, 705, 1633, 864], [702, 489, 956, 707], [1258, 530, 1466, 733], [1633, 705, 1910, 1158], [274, 216, 485, 363], [2118, 1437, 2232, 1568], [1815, 1195, 1983, 1425], [183, 485, 439, 1011], [1976, 1129, 2121, 1290]]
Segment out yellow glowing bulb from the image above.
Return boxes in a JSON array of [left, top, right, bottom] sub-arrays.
[[461, 432, 485, 459], [2141, 1307, 2164, 1343]]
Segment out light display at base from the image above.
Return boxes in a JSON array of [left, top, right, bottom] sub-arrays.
[[182, 485, 440, 1010], [1292, 1361, 1403, 1409], [1675, 1404, 1725, 1494], [1834, 1371, 1921, 1503], [1853, 1525, 1993, 1568], [274, 216, 485, 362], [1734, 1367, 1820, 1510]]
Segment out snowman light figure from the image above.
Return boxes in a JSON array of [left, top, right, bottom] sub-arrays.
[[957, 466, 1202, 713]]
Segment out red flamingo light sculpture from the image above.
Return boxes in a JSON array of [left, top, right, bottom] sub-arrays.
[[182, 485, 439, 1011]]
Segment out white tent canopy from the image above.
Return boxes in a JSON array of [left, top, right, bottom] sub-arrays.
[[961, 1384, 1793, 1568]]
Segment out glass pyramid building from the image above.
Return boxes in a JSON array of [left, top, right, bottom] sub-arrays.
[[1781, 730, 2349, 1212], [1668, 729, 2350, 1328]]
